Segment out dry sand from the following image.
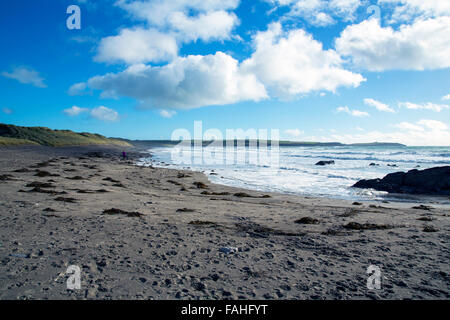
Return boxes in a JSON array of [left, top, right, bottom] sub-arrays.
[[0, 146, 448, 300]]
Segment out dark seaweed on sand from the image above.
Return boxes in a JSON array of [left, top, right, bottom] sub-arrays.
[[103, 208, 143, 218]]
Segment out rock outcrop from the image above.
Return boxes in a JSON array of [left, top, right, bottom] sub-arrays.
[[353, 166, 450, 195], [315, 160, 335, 166]]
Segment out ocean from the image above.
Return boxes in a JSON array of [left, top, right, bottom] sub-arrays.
[[138, 145, 450, 202]]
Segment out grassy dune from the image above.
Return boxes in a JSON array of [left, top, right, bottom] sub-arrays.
[[0, 136, 39, 146], [0, 124, 131, 147]]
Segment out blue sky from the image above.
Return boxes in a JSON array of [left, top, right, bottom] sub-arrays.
[[1, 0, 449, 145]]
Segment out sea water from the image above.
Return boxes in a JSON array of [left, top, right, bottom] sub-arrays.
[[139, 145, 450, 202]]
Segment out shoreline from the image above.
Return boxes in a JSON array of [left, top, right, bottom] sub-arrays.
[[0, 145, 448, 299], [140, 148, 450, 207]]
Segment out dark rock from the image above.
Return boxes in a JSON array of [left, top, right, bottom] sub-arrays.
[[210, 274, 220, 281], [315, 160, 335, 166], [294, 217, 319, 224], [423, 225, 439, 233], [191, 281, 205, 291], [369, 163, 379, 166], [353, 166, 450, 195], [222, 290, 233, 297]]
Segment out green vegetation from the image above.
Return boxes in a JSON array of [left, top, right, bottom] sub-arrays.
[[0, 136, 39, 146], [0, 124, 131, 147]]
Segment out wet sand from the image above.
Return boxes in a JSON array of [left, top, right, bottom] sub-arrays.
[[0, 146, 448, 299]]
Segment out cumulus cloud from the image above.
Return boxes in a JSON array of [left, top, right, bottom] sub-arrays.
[[159, 109, 177, 118], [1, 67, 47, 88], [90, 106, 119, 122], [94, 1, 241, 66], [168, 10, 238, 42], [64, 106, 89, 116], [109, 0, 239, 50], [78, 23, 365, 109], [68, 82, 89, 96], [95, 28, 178, 65], [379, 0, 450, 23], [394, 121, 424, 132], [442, 94, 450, 101], [115, 0, 239, 26], [336, 17, 450, 71], [63, 106, 120, 122], [336, 106, 369, 117], [86, 52, 267, 109], [284, 128, 304, 138], [417, 119, 448, 131], [399, 102, 450, 112], [266, 0, 362, 26], [364, 98, 395, 113], [241, 23, 365, 99]]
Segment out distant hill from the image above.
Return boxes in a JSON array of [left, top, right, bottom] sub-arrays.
[[119, 139, 406, 148], [0, 124, 406, 148], [0, 124, 131, 147]]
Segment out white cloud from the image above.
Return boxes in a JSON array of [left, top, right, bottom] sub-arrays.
[[79, 23, 365, 109], [266, 0, 362, 26], [1, 67, 47, 88], [63, 106, 120, 122], [417, 119, 448, 131], [90, 106, 120, 122], [241, 23, 365, 99], [336, 106, 369, 117], [86, 52, 267, 109], [394, 121, 424, 132], [364, 98, 395, 113], [159, 109, 177, 118], [284, 128, 304, 137], [442, 94, 450, 101], [95, 28, 178, 65], [399, 102, 450, 112], [115, 0, 239, 25], [114, 0, 239, 44], [379, 0, 450, 23], [64, 106, 89, 116], [336, 17, 450, 71], [330, 119, 450, 146], [168, 10, 238, 42], [68, 82, 88, 96]]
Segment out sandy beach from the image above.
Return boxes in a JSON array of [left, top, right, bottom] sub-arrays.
[[0, 146, 448, 300]]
